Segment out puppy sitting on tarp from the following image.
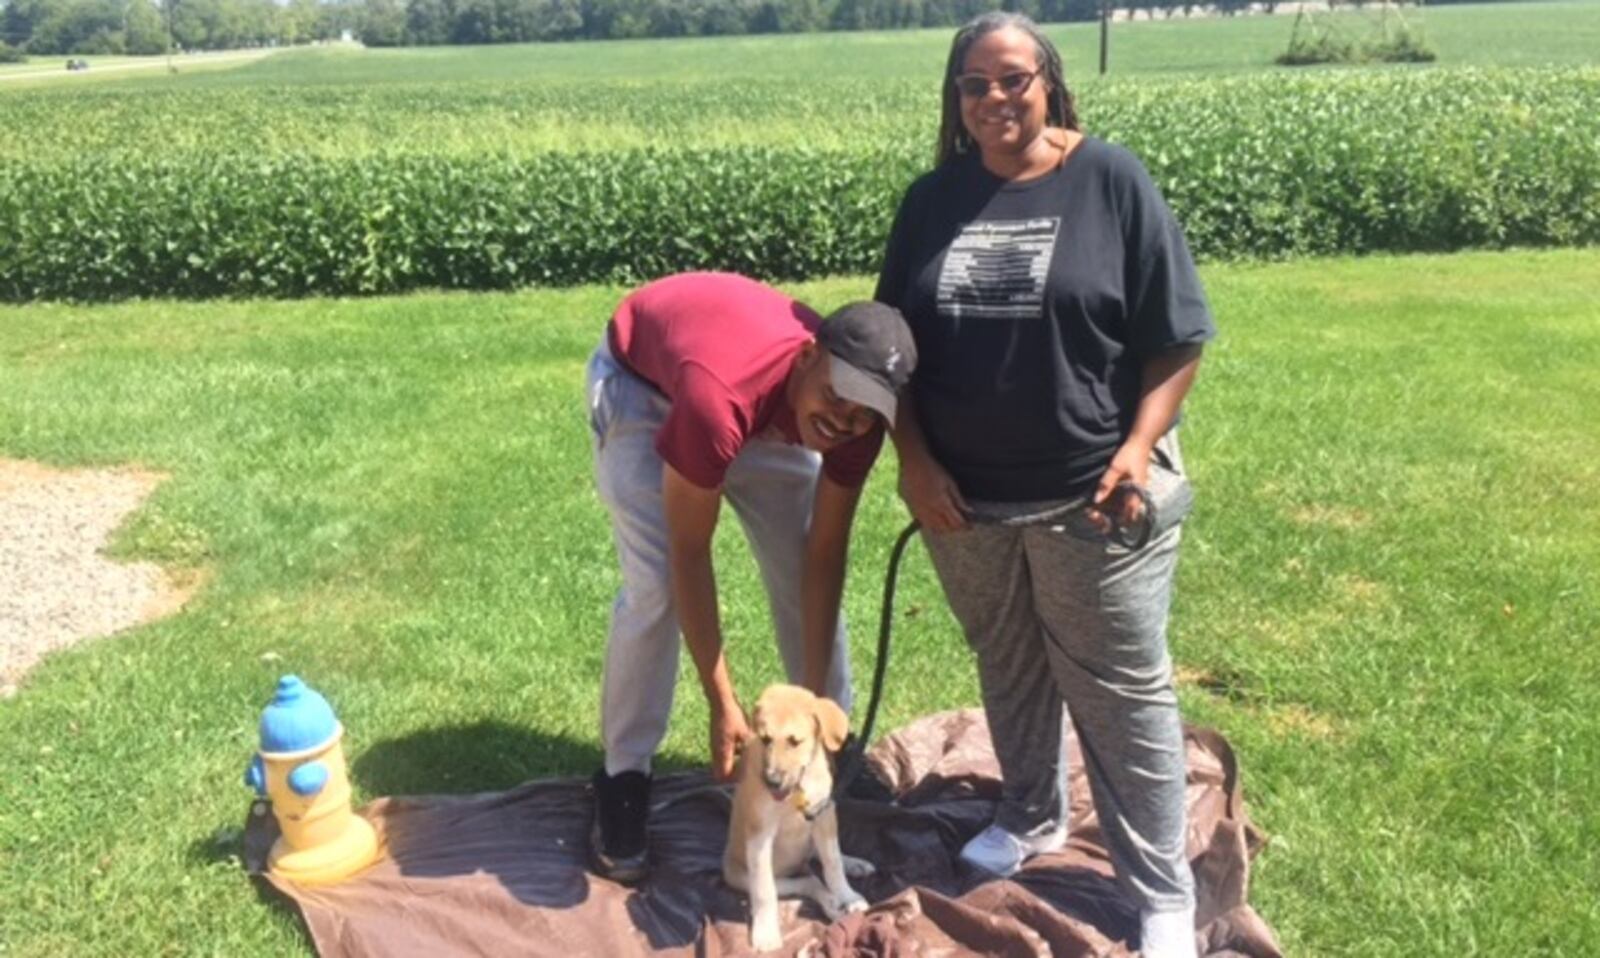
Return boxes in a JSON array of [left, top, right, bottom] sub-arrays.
[[723, 685, 875, 951]]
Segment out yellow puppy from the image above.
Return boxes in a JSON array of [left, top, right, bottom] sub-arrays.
[[724, 685, 875, 952]]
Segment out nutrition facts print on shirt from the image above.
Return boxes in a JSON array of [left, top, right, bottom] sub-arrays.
[[936, 217, 1061, 320]]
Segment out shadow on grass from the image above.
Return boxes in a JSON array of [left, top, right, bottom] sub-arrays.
[[186, 803, 320, 948], [352, 719, 604, 795]]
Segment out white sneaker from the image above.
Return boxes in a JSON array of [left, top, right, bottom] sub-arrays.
[[1139, 905, 1197, 958], [957, 822, 1067, 877]]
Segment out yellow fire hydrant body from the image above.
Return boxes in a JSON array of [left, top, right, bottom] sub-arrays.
[[245, 676, 379, 885]]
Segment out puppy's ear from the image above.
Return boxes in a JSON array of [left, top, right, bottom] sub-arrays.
[[813, 696, 851, 753]]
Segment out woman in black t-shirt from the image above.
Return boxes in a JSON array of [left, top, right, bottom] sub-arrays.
[[876, 14, 1214, 958]]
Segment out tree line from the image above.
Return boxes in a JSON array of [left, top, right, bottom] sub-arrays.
[[3, 0, 1461, 58], [365, 0, 1139, 46], [0, 0, 1298, 57], [2, 0, 334, 55]]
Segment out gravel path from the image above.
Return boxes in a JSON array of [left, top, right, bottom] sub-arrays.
[[0, 459, 192, 697]]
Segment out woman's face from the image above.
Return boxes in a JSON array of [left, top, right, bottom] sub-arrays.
[[957, 27, 1050, 159]]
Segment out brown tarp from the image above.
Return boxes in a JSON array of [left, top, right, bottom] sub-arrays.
[[244, 709, 1281, 957]]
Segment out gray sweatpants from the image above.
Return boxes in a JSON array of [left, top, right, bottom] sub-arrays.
[[586, 336, 852, 777], [921, 432, 1195, 914]]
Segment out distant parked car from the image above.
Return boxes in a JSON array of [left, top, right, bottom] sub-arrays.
[[65, 58, 89, 71]]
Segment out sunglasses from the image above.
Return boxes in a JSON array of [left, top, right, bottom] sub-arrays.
[[953, 68, 1043, 99]]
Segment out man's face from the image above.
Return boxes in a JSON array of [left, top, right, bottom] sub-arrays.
[[792, 344, 881, 453]]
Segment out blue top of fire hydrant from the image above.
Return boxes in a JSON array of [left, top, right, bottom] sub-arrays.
[[259, 675, 339, 754]]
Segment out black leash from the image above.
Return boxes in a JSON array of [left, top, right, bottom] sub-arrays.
[[830, 518, 921, 803], [828, 482, 1161, 804]]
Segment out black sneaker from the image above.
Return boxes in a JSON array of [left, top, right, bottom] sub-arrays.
[[590, 768, 650, 884]]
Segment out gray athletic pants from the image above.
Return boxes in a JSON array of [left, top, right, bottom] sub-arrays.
[[920, 431, 1195, 914], [586, 336, 852, 777]]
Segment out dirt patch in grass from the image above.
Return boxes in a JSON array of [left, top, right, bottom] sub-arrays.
[[0, 459, 199, 696], [1176, 664, 1252, 702], [1177, 665, 1342, 741], [1289, 503, 1371, 530], [1261, 702, 1341, 741], [1335, 573, 1387, 605]]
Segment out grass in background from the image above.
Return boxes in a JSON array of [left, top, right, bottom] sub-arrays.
[[0, 49, 278, 89], [0, 54, 148, 77], [124, 0, 1600, 88], [1, 248, 1597, 955], [4, 3, 1597, 162]]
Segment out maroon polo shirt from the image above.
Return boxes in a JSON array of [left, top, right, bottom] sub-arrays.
[[608, 272, 884, 490]]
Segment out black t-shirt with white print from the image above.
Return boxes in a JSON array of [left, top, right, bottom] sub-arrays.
[[875, 137, 1216, 502]]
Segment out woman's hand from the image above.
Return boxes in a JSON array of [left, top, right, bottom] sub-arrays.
[[898, 452, 969, 533], [1087, 439, 1153, 533]]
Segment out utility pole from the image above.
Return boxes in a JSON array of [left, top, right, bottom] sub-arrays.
[[163, 0, 175, 71], [1099, 0, 1110, 75]]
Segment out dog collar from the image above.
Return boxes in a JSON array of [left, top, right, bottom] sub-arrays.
[[796, 788, 833, 822], [793, 734, 834, 821]]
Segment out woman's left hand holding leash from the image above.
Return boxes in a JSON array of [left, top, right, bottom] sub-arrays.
[[1087, 439, 1152, 534]]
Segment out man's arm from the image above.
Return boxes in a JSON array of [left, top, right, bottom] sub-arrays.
[[800, 473, 866, 697], [662, 463, 749, 780]]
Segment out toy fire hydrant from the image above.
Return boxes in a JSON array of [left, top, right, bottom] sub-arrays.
[[243, 675, 380, 885]]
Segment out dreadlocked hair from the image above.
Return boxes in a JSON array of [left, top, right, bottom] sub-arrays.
[[936, 12, 1081, 168]]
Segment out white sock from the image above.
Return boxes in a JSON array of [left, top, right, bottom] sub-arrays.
[[1139, 905, 1197, 958]]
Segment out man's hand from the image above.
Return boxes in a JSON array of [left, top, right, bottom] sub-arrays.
[[1087, 439, 1152, 534], [898, 453, 968, 533], [710, 700, 752, 783]]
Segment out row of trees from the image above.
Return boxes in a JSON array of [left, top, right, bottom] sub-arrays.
[[373, 0, 1437, 45], [1, 0, 352, 54], [1, 0, 1452, 54], [352, 0, 1318, 46], [0, 0, 1122, 53], [363, 0, 1119, 45]]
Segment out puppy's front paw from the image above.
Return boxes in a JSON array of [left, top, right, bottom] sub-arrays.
[[751, 917, 783, 953], [842, 855, 876, 879], [816, 889, 866, 921]]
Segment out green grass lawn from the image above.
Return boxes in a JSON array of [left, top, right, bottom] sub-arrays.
[[0, 49, 280, 90], [1, 248, 1598, 955], [121, 0, 1600, 89], [4, 2, 1596, 165], [3, 0, 1595, 96], [0, 54, 148, 76]]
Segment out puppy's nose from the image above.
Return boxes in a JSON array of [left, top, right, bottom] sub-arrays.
[[763, 771, 785, 790]]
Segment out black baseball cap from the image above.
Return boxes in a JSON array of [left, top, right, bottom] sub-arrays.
[[816, 301, 917, 424]]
